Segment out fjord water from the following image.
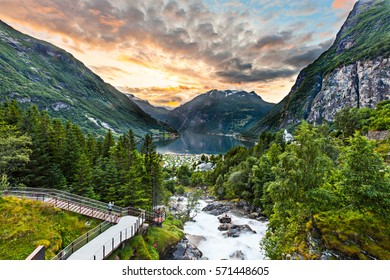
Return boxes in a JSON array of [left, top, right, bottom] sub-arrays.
[[155, 132, 255, 154]]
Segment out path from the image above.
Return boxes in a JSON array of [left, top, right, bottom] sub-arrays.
[[68, 216, 142, 260], [46, 198, 121, 223]]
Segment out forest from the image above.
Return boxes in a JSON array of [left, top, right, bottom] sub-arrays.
[[1, 99, 389, 259], [204, 101, 390, 259], [0, 100, 163, 211]]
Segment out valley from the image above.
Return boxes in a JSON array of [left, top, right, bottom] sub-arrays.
[[0, 0, 389, 263]]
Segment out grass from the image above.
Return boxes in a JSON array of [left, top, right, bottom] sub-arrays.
[[107, 214, 184, 260], [0, 196, 100, 260]]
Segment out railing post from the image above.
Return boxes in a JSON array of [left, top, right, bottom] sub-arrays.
[[112, 238, 114, 250], [103, 245, 105, 259], [120, 231, 122, 243], [87, 232, 89, 243], [71, 242, 74, 254], [131, 226, 133, 237]]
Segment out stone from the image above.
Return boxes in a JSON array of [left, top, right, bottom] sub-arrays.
[[172, 238, 203, 260], [218, 214, 232, 224], [202, 202, 232, 216], [223, 224, 256, 238], [217, 223, 229, 231], [230, 250, 246, 260]]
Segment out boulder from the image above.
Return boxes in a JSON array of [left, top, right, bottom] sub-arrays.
[[172, 238, 203, 260], [218, 214, 232, 224], [223, 224, 256, 238], [217, 223, 229, 231], [202, 202, 232, 216]]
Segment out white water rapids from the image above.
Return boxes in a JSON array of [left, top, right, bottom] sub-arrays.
[[179, 199, 268, 260]]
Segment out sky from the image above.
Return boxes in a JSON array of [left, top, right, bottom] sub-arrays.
[[0, 0, 356, 108]]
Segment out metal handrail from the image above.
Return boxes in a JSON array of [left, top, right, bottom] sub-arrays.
[[2, 187, 164, 260], [52, 221, 113, 260], [90, 211, 146, 260], [2, 187, 141, 216]]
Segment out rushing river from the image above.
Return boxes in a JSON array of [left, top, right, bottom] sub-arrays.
[[178, 199, 268, 260]]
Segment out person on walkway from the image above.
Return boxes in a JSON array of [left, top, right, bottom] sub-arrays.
[[108, 202, 113, 212]]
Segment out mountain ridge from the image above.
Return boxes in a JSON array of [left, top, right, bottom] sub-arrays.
[[243, 0, 390, 138], [0, 20, 177, 138], [130, 89, 275, 135]]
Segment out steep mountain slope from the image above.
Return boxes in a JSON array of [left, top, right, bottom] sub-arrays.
[[127, 94, 172, 124], [244, 0, 390, 137], [166, 89, 275, 134], [0, 20, 176, 137]]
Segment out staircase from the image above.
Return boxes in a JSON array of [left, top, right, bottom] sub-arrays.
[[1, 187, 165, 260]]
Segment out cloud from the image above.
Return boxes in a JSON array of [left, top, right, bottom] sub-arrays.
[[217, 68, 296, 83], [284, 39, 334, 68], [0, 0, 352, 105], [254, 31, 293, 49], [332, 0, 356, 10]]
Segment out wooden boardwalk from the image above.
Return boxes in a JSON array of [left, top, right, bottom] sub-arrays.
[[46, 198, 121, 224]]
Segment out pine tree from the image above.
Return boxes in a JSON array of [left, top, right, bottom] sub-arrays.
[[71, 153, 96, 199], [102, 129, 115, 158]]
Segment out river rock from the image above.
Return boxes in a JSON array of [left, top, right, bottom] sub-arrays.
[[230, 250, 246, 260], [202, 202, 232, 216], [218, 214, 232, 223], [223, 224, 256, 238], [172, 238, 203, 260], [218, 223, 229, 231]]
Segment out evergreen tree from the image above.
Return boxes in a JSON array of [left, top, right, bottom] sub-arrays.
[[71, 153, 96, 199], [141, 134, 162, 210], [61, 121, 82, 185], [102, 129, 115, 158]]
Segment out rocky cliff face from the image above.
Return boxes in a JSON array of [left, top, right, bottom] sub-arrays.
[[308, 56, 390, 123], [244, 0, 390, 137]]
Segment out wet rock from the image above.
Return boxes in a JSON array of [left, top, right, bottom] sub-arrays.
[[202, 202, 231, 216], [218, 214, 232, 223], [223, 224, 256, 238], [171, 238, 203, 260], [218, 223, 229, 231], [230, 250, 246, 260]]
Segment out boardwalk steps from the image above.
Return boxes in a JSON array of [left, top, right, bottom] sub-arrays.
[[1, 187, 165, 260]]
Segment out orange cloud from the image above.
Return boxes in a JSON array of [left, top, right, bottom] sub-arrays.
[[332, 0, 355, 10], [117, 55, 156, 69]]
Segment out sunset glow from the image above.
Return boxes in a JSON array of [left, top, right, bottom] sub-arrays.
[[0, 0, 356, 107]]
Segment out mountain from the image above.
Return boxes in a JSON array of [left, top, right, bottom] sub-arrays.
[[165, 89, 275, 134], [0, 20, 177, 138], [244, 0, 390, 138], [126, 94, 172, 124]]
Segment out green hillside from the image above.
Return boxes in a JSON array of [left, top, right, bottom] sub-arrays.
[[0, 196, 100, 260], [0, 20, 176, 138]]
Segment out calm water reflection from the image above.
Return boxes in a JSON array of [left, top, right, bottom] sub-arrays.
[[155, 132, 254, 154]]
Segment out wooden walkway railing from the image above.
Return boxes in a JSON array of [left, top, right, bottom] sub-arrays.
[[1, 187, 165, 260]]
